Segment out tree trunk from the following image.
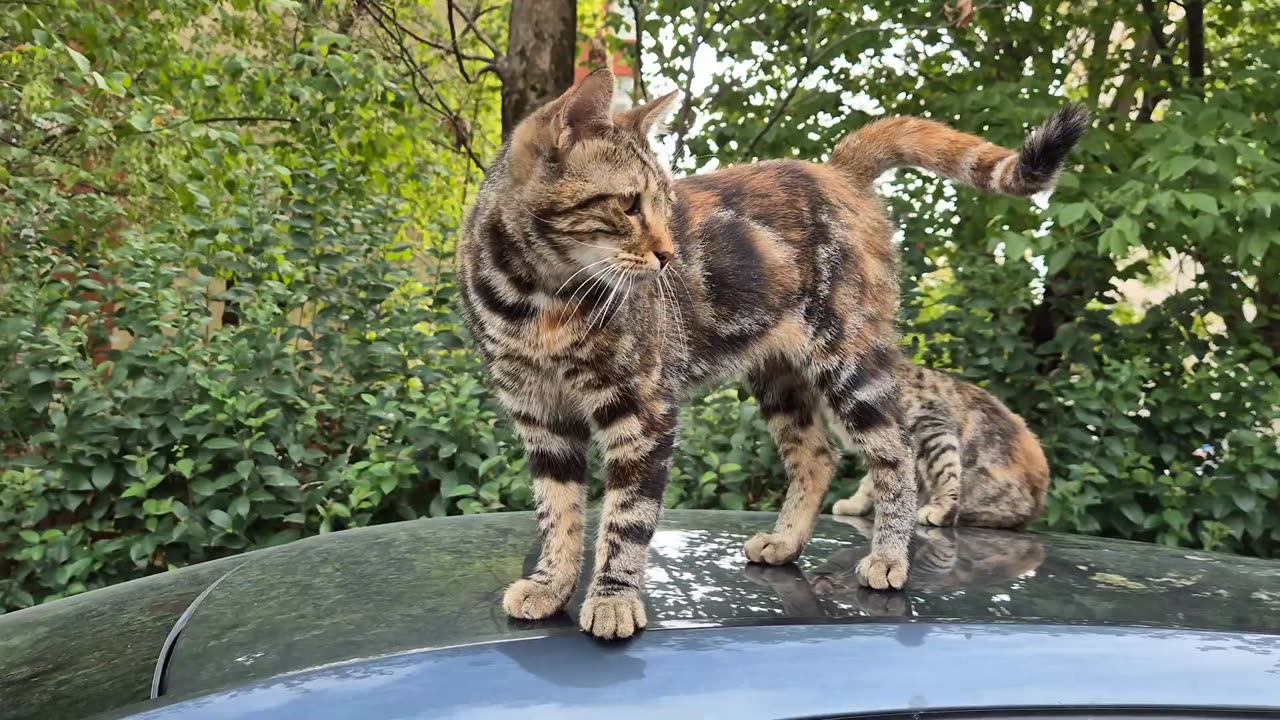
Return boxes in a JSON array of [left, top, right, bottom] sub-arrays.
[[502, 0, 577, 139], [1186, 0, 1206, 91]]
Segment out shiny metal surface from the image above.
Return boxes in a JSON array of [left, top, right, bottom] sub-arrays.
[[10, 509, 1280, 720], [109, 624, 1280, 720], [159, 510, 1280, 700]]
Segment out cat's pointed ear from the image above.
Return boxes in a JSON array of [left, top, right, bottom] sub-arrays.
[[552, 68, 616, 149], [616, 89, 681, 137]]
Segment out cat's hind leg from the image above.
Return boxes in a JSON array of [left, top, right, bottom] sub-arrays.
[[743, 357, 838, 565], [913, 415, 962, 526], [814, 344, 916, 590], [832, 473, 875, 516]]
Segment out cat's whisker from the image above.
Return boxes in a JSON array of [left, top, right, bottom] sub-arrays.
[[584, 265, 625, 330], [556, 256, 615, 296], [574, 265, 621, 324], [603, 272, 635, 329], [658, 273, 683, 358], [565, 237, 620, 253], [660, 270, 690, 354], [655, 272, 675, 351], [590, 267, 628, 331], [564, 263, 619, 324]]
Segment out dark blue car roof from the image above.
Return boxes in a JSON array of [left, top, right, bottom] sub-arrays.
[[8, 509, 1280, 720]]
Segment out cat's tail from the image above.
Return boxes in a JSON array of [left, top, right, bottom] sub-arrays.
[[828, 104, 1089, 197]]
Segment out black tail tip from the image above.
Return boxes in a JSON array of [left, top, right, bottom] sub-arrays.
[[1017, 103, 1090, 183]]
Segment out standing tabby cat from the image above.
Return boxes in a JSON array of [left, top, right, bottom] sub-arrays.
[[834, 364, 1051, 528], [457, 68, 1085, 639]]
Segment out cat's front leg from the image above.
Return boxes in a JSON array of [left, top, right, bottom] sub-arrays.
[[500, 395, 592, 621], [579, 385, 678, 640]]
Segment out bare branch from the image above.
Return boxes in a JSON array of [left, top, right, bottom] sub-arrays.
[[367, 0, 495, 65], [669, 0, 721, 156], [450, 0, 502, 57], [363, 1, 488, 171]]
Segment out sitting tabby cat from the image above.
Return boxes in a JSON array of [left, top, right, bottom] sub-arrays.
[[457, 68, 1085, 639], [834, 364, 1051, 528]]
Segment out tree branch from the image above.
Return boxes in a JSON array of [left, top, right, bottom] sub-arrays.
[[367, 0, 496, 66], [450, 0, 501, 57], [630, 0, 647, 102], [742, 18, 960, 158], [364, 1, 488, 172], [669, 0, 712, 154]]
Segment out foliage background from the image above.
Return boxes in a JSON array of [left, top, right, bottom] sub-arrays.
[[2, 0, 1278, 613]]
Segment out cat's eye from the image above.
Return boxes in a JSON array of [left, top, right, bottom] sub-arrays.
[[623, 194, 642, 216]]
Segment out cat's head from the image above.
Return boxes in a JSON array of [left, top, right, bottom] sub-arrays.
[[500, 68, 680, 288]]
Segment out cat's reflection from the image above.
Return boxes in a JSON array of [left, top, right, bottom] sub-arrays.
[[745, 515, 1046, 618]]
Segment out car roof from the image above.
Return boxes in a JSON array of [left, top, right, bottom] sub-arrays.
[[151, 509, 1280, 701], [107, 623, 1280, 720]]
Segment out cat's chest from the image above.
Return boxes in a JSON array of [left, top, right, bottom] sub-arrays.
[[486, 300, 587, 365]]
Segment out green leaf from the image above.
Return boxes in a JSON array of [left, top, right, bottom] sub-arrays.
[[1056, 202, 1088, 226], [66, 46, 91, 74], [235, 459, 254, 478], [379, 476, 398, 495], [91, 465, 114, 490], [447, 484, 477, 498], [1161, 508, 1185, 528], [1161, 156, 1199, 180], [1177, 192, 1219, 217], [229, 496, 251, 517], [19, 530, 40, 544], [207, 509, 232, 529], [28, 368, 55, 385], [176, 458, 195, 477], [719, 492, 745, 511], [204, 437, 241, 451], [1232, 491, 1258, 514], [1046, 246, 1075, 275], [1119, 502, 1144, 525], [121, 482, 147, 499]]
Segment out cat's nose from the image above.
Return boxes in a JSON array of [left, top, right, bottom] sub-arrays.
[[653, 249, 672, 269]]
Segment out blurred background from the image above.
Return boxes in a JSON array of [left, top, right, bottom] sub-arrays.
[[1, 0, 1277, 613]]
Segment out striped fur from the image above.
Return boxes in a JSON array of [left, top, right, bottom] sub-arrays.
[[832, 104, 1089, 195], [833, 364, 1052, 529], [456, 69, 1082, 639]]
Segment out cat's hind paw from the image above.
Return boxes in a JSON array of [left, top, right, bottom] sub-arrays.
[[917, 503, 956, 526], [833, 494, 874, 516]]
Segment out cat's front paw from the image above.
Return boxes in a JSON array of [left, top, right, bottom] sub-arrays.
[[833, 493, 874, 516], [917, 503, 955, 526], [503, 578, 572, 620], [743, 532, 804, 565], [855, 551, 909, 590], [579, 594, 647, 640]]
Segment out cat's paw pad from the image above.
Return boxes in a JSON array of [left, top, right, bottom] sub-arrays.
[[917, 504, 955, 526], [743, 562, 803, 585], [854, 586, 910, 616], [833, 494, 874, 516], [855, 552, 909, 590], [579, 594, 647, 640], [503, 578, 571, 620], [811, 574, 842, 596], [743, 532, 804, 565]]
